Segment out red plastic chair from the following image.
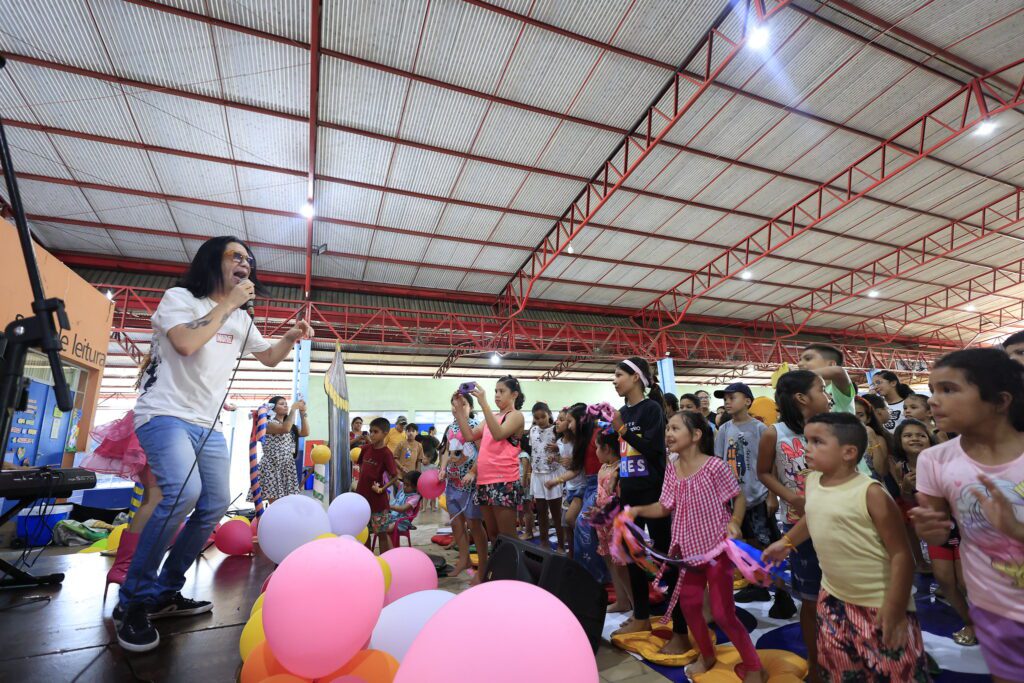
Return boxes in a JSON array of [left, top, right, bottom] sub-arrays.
[[370, 496, 422, 551]]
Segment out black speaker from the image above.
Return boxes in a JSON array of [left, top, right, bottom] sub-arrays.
[[484, 534, 606, 652]]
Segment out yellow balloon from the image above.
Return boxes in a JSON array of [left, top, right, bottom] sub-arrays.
[[106, 523, 128, 551], [356, 527, 369, 544], [311, 444, 331, 465], [230, 515, 251, 525], [239, 610, 265, 662], [350, 447, 362, 463], [250, 593, 265, 617], [439, 494, 447, 512], [315, 532, 338, 540], [377, 556, 392, 592]]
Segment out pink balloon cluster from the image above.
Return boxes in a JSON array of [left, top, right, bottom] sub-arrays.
[[245, 539, 596, 683]]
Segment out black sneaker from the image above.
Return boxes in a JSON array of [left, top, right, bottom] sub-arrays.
[[116, 603, 160, 653], [734, 585, 771, 603], [769, 590, 797, 619], [148, 592, 213, 620]]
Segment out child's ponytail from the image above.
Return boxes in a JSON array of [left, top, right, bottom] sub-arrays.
[[775, 370, 820, 434], [617, 356, 667, 413], [877, 370, 913, 399]]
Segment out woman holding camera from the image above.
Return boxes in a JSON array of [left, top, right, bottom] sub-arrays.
[[453, 376, 525, 581]]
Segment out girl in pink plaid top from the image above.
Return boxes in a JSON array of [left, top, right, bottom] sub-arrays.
[[628, 411, 762, 682]]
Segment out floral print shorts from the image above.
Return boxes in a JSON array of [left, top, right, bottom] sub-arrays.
[[368, 510, 390, 534], [473, 481, 523, 508]]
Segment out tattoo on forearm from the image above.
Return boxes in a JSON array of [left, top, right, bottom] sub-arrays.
[[184, 316, 212, 329], [221, 312, 230, 324]]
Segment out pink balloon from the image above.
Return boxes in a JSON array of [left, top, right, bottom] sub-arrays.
[[264, 538, 385, 679], [415, 469, 444, 499], [214, 519, 253, 556], [380, 547, 438, 605], [327, 677, 367, 683], [395, 581, 597, 683]]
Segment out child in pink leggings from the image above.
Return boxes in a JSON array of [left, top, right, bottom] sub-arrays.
[[628, 410, 762, 682]]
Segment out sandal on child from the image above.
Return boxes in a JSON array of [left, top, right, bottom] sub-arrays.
[[633, 629, 714, 667], [952, 626, 977, 646]]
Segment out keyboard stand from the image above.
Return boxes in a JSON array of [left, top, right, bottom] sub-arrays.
[[0, 498, 65, 590]]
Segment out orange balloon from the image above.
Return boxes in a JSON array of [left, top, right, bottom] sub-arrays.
[[258, 675, 311, 683], [241, 640, 288, 683], [320, 650, 399, 683]]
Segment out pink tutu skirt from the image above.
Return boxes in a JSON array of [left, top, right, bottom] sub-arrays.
[[82, 410, 153, 485]]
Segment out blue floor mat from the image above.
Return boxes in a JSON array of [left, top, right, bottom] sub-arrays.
[[623, 575, 989, 681]]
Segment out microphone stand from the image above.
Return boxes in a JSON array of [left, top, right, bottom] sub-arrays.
[[0, 56, 74, 589], [0, 56, 73, 470]]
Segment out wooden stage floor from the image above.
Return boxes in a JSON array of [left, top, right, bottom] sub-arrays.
[[0, 546, 274, 682]]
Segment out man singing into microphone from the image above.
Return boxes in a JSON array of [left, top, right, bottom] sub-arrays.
[[114, 237, 313, 652]]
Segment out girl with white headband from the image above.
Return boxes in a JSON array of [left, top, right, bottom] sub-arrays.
[[609, 357, 690, 654]]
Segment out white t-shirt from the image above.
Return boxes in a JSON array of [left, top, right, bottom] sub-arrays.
[[884, 400, 905, 432], [134, 288, 271, 429]]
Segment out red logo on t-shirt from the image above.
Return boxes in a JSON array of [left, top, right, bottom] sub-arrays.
[[216, 333, 234, 344]]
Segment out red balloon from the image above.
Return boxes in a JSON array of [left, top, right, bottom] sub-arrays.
[[261, 572, 274, 594], [214, 519, 254, 556], [251, 516, 260, 538], [416, 469, 445, 499]]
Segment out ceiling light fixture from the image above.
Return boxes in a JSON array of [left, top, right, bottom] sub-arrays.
[[867, 290, 880, 298], [965, 304, 976, 312], [975, 120, 997, 136], [566, 244, 575, 254], [740, 270, 753, 280], [490, 353, 501, 365], [105, 289, 114, 300], [747, 25, 769, 50], [299, 202, 315, 219]]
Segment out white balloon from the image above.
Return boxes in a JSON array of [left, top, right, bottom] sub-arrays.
[[257, 494, 331, 564], [369, 589, 456, 662], [328, 492, 372, 537]]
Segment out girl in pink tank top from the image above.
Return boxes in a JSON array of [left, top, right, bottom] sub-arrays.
[[452, 376, 525, 581]]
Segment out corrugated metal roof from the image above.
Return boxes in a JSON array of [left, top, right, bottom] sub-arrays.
[[5, 0, 1022, 346], [155, 0, 309, 43]]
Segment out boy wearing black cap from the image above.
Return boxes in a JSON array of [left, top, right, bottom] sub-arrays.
[[714, 383, 793, 615]]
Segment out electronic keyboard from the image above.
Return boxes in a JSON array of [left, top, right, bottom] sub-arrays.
[[0, 466, 96, 500]]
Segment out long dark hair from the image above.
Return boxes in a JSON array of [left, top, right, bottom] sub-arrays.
[[497, 375, 525, 410], [568, 403, 595, 472], [450, 391, 476, 419], [177, 236, 266, 299], [892, 418, 936, 463], [876, 370, 913, 400], [616, 356, 665, 412], [935, 348, 1024, 431], [775, 370, 820, 434], [855, 395, 894, 453], [672, 410, 714, 455]]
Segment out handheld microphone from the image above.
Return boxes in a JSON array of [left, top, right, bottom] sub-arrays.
[[244, 299, 255, 315]]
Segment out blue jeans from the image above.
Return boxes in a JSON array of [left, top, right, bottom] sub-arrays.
[[119, 416, 231, 606], [573, 474, 609, 584]]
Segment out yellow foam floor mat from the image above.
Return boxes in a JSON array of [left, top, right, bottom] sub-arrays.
[[689, 645, 808, 682]]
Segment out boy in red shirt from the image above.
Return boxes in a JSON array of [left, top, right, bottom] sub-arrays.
[[355, 417, 398, 552]]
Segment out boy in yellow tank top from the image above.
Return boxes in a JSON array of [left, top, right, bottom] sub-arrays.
[[764, 413, 929, 682]]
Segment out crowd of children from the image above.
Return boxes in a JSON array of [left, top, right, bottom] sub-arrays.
[[342, 330, 1024, 682]]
